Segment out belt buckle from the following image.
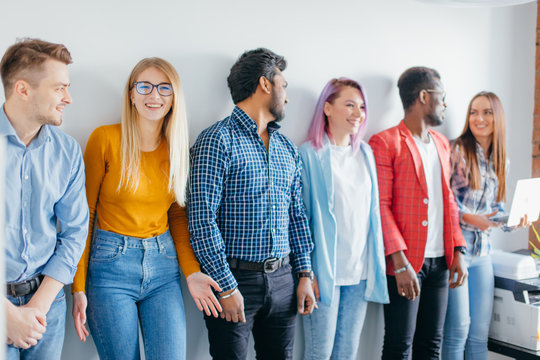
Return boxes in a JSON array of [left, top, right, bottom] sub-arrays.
[[263, 257, 279, 273], [9, 283, 16, 297]]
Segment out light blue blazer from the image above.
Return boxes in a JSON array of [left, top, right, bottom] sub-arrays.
[[299, 137, 389, 306]]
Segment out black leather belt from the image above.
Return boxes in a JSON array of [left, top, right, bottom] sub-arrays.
[[228, 256, 289, 273], [7, 275, 44, 297]]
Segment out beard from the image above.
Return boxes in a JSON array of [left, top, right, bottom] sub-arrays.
[[269, 90, 285, 122], [426, 111, 444, 127], [426, 99, 444, 127]]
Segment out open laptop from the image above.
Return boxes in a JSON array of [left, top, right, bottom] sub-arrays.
[[490, 178, 540, 227]]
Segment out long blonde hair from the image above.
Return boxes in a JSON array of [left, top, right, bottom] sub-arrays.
[[453, 91, 507, 202], [119, 57, 189, 205]]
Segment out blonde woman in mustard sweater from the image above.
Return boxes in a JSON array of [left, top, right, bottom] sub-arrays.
[[71, 58, 222, 360]]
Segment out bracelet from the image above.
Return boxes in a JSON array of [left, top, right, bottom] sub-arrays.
[[394, 263, 410, 274], [219, 287, 238, 299]]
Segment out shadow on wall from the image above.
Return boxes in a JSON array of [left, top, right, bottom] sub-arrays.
[[172, 52, 236, 143], [67, 65, 124, 148], [280, 85, 318, 146], [359, 75, 395, 138]]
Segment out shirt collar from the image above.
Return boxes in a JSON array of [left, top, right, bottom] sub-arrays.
[[232, 106, 281, 135], [0, 105, 16, 138], [0, 104, 51, 148], [475, 141, 491, 162]]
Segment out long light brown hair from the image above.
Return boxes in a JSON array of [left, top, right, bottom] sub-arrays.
[[119, 57, 189, 205], [453, 91, 506, 202]]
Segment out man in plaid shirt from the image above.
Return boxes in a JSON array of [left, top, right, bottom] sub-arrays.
[[189, 48, 315, 360], [369, 67, 467, 360]]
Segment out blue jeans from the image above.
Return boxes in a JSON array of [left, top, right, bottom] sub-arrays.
[[442, 254, 493, 360], [86, 229, 186, 360], [6, 288, 66, 360], [382, 257, 449, 360], [303, 281, 368, 360]]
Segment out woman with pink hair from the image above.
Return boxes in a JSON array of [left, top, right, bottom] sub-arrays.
[[299, 78, 388, 360]]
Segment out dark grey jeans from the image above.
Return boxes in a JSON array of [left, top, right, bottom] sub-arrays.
[[382, 256, 449, 360], [204, 263, 297, 360]]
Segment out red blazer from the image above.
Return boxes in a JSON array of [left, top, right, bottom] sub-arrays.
[[368, 121, 465, 275]]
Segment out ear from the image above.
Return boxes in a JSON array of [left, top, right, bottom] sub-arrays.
[[323, 101, 332, 117], [13, 80, 30, 99], [130, 89, 135, 103], [259, 76, 272, 95], [418, 89, 428, 105]]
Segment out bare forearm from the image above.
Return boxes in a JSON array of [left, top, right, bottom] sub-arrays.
[[26, 276, 64, 314], [390, 250, 408, 268]]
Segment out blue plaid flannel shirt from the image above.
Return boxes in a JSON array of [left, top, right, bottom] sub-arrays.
[[188, 106, 313, 292], [450, 142, 507, 255]]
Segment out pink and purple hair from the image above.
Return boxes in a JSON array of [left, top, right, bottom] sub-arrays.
[[305, 77, 368, 152]]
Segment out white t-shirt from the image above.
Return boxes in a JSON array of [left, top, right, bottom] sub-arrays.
[[330, 144, 371, 285], [413, 135, 445, 258]]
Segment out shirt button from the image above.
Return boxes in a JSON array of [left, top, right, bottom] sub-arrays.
[[422, 220, 428, 227], [24, 175, 29, 180], [272, 205, 276, 209], [423, 198, 428, 204], [23, 202, 27, 207], [23, 228, 27, 234]]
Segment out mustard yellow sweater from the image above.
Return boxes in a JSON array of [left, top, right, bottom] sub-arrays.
[[72, 124, 199, 293]]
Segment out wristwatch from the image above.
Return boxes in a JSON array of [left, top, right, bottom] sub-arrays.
[[296, 271, 314, 281], [454, 246, 466, 255]]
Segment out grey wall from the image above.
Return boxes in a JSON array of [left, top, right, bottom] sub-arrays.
[[0, 0, 536, 359]]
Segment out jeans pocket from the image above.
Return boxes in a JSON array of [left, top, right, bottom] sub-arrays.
[[53, 288, 66, 303], [90, 240, 122, 263], [162, 240, 178, 260]]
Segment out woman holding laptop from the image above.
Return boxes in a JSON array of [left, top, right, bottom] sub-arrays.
[[442, 91, 528, 360]]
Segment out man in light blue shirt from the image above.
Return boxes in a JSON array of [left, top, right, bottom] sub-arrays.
[[1, 38, 89, 359]]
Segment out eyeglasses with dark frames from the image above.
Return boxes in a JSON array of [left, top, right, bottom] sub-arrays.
[[132, 81, 173, 97], [424, 88, 446, 102]]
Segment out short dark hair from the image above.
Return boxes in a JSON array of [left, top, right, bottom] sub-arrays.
[[397, 67, 441, 110], [0, 38, 72, 97], [227, 48, 287, 104]]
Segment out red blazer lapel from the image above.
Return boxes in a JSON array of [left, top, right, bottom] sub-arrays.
[[398, 121, 428, 196], [429, 130, 451, 189]]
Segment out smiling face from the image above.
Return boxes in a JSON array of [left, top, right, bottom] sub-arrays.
[[468, 95, 494, 144], [130, 66, 173, 124], [28, 59, 72, 127], [324, 86, 366, 145]]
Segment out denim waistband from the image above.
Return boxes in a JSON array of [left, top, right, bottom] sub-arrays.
[[94, 229, 172, 250]]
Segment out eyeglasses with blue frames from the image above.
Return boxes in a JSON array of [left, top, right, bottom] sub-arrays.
[[132, 81, 173, 97]]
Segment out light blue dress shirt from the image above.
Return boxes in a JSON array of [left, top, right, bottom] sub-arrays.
[[299, 137, 389, 306], [1, 106, 89, 284]]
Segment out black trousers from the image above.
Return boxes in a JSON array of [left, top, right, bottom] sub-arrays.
[[382, 257, 449, 360], [204, 264, 297, 360]]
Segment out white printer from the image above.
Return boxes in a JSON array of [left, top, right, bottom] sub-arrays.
[[489, 250, 540, 350]]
